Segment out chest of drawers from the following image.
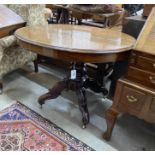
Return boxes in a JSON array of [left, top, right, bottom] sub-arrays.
[[126, 52, 155, 89], [103, 7, 155, 140], [103, 51, 155, 141]]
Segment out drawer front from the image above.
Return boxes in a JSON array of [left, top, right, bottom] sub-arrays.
[[150, 97, 155, 113], [136, 56, 155, 73], [126, 66, 155, 89], [119, 85, 146, 112]]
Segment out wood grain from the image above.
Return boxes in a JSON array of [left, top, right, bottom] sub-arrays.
[[126, 66, 155, 89], [15, 24, 135, 63], [103, 8, 155, 140]]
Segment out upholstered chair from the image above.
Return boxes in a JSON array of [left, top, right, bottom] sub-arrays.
[[0, 4, 51, 94]]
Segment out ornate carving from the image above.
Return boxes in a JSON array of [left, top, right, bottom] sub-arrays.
[[38, 80, 67, 107], [38, 61, 115, 128], [38, 62, 90, 128]]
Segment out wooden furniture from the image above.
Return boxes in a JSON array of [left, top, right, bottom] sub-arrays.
[[67, 5, 124, 27], [143, 4, 155, 17], [46, 4, 124, 27], [103, 7, 155, 140], [0, 5, 25, 38], [15, 24, 135, 128]]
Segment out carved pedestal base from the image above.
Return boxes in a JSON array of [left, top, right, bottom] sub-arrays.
[[86, 63, 113, 98], [38, 62, 112, 128], [38, 62, 89, 128]]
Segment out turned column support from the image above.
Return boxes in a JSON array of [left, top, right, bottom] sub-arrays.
[[38, 61, 90, 128]]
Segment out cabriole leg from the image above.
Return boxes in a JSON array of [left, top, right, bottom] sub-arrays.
[[103, 108, 120, 140]]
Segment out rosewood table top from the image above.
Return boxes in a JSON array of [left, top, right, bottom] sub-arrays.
[[15, 24, 135, 63]]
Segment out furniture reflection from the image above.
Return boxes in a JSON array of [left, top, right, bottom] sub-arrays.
[[0, 4, 49, 93], [15, 24, 135, 128], [103, 7, 155, 140]]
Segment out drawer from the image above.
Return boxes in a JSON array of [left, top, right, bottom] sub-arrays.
[[136, 56, 155, 73], [150, 97, 155, 113], [126, 66, 155, 89], [119, 84, 146, 112]]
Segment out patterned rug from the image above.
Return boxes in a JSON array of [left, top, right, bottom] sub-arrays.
[[0, 102, 94, 151]]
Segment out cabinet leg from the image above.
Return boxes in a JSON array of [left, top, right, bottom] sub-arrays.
[[103, 108, 119, 141]]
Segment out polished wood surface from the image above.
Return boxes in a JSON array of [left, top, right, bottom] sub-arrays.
[[134, 7, 155, 56], [0, 5, 25, 38], [127, 66, 155, 89], [130, 52, 155, 73], [104, 52, 155, 140], [103, 8, 155, 140], [15, 24, 135, 63], [103, 77, 155, 140], [15, 24, 135, 129]]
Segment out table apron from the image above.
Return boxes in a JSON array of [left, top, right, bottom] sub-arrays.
[[17, 39, 131, 63]]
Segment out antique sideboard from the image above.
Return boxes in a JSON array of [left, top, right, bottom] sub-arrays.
[[103, 8, 155, 140]]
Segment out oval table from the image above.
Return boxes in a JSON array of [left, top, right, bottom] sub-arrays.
[[15, 24, 135, 128]]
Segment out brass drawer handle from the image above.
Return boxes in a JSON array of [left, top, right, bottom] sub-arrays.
[[149, 76, 155, 84], [153, 63, 155, 68], [126, 95, 138, 103]]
